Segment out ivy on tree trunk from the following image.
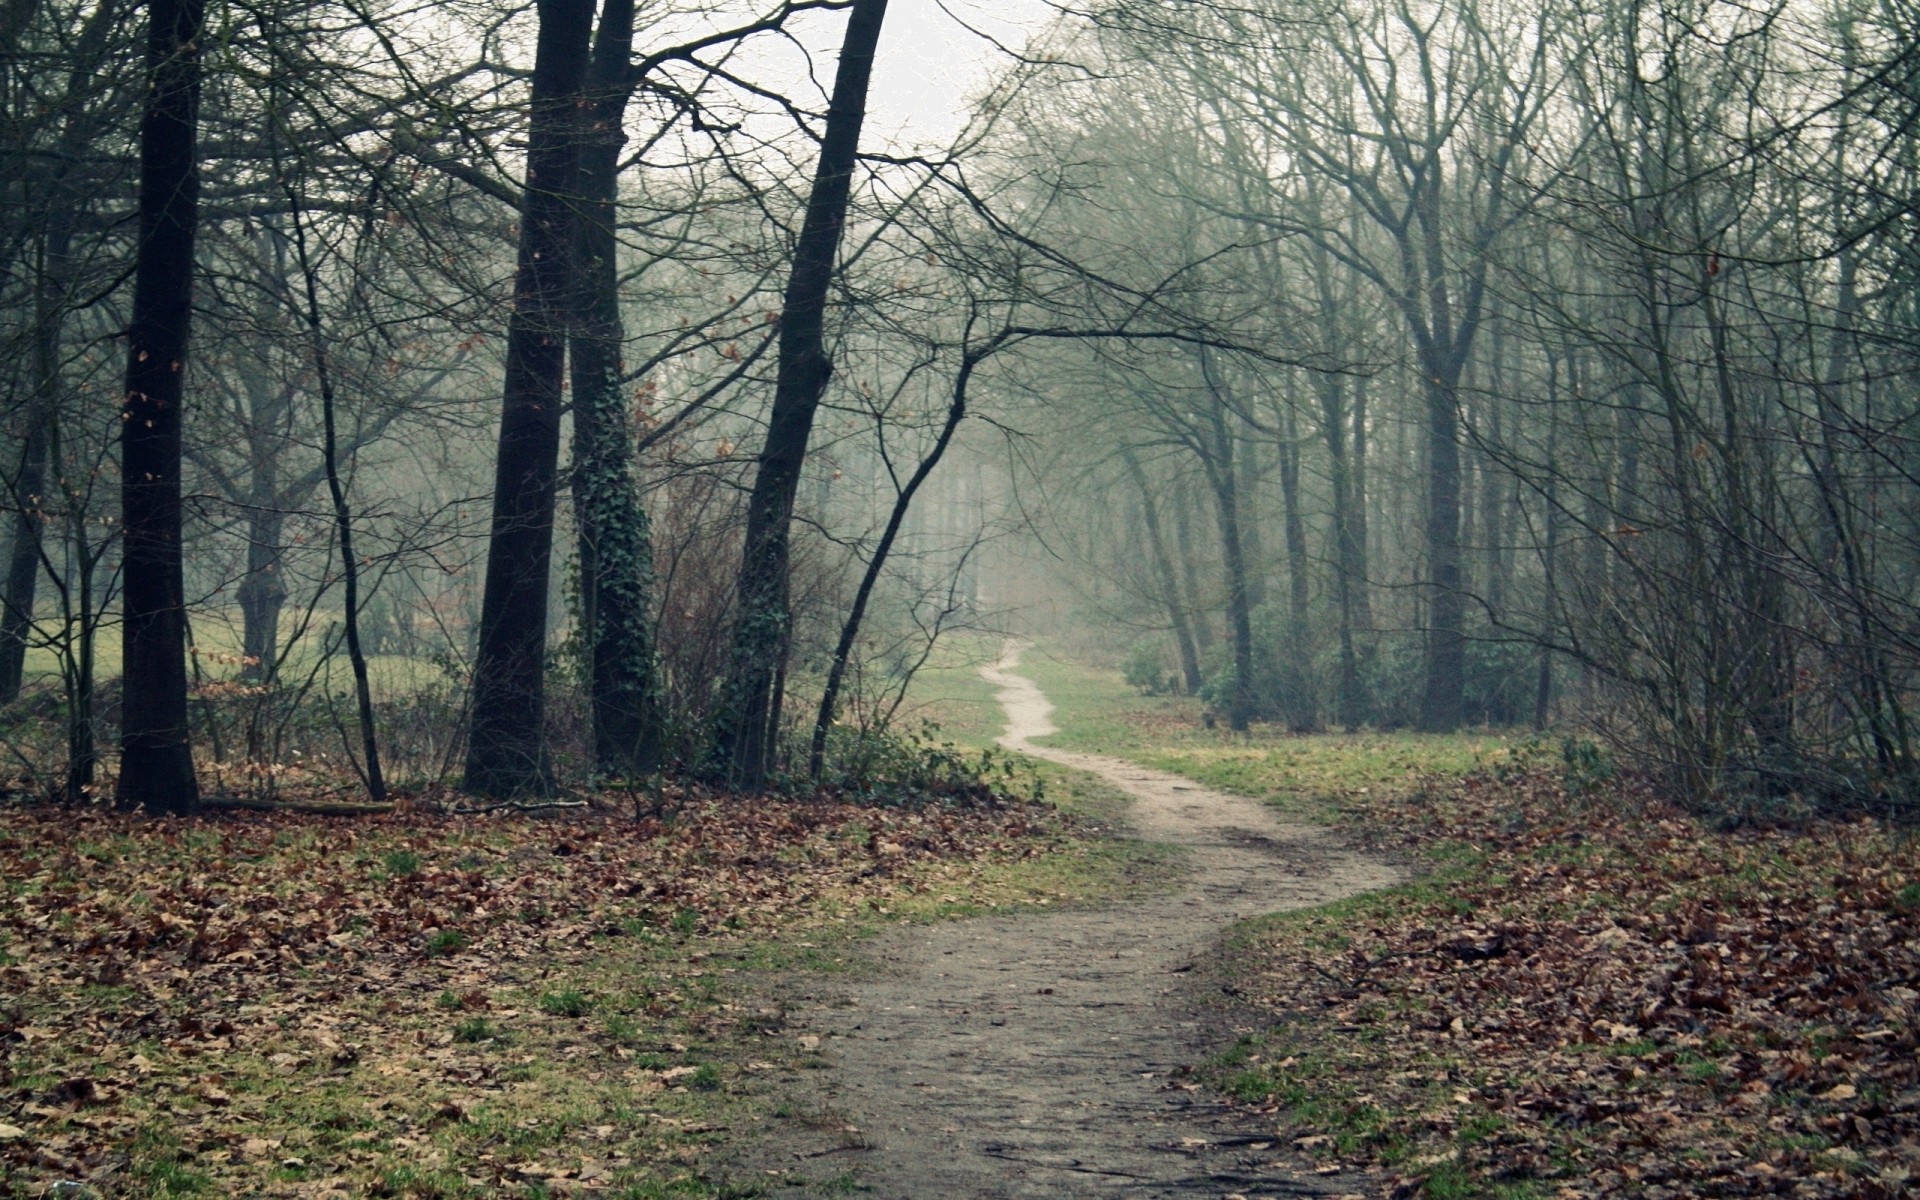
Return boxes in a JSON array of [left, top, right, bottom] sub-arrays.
[[570, 0, 661, 779]]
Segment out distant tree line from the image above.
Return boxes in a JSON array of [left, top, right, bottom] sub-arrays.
[[990, 0, 1920, 814], [1, 0, 1915, 817]]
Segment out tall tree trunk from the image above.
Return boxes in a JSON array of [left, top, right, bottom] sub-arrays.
[[1173, 485, 1213, 654], [1482, 341, 1514, 623], [1350, 371, 1372, 633], [1319, 370, 1366, 729], [1124, 447, 1203, 696], [0, 214, 68, 704], [117, 0, 203, 814], [1535, 356, 1562, 730], [1204, 404, 1254, 733], [571, 0, 661, 778], [464, 0, 596, 798], [1277, 400, 1316, 732], [1418, 359, 1466, 733], [1236, 434, 1268, 612], [236, 486, 286, 682], [712, 0, 888, 790]]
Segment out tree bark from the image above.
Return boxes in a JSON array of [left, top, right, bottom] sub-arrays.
[[712, 0, 888, 790], [1535, 355, 1562, 731], [116, 0, 204, 814], [1418, 360, 1467, 733], [1350, 371, 1372, 634], [1172, 485, 1213, 654], [1318, 368, 1366, 729], [570, 0, 661, 778], [236, 481, 287, 682], [465, 0, 596, 798]]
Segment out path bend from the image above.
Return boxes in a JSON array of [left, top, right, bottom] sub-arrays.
[[737, 644, 1398, 1198]]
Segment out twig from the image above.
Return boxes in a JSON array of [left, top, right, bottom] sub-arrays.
[[444, 799, 591, 816]]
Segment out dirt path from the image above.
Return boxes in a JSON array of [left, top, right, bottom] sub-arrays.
[[731, 646, 1398, 1198]]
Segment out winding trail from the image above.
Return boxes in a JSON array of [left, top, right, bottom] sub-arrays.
[[735, 645, 1398, 1197]]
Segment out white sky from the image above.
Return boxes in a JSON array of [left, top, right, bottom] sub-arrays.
[[861, 0, 1058, 150]]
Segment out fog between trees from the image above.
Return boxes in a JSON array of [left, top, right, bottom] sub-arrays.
[[1, 0, 1916, 815]]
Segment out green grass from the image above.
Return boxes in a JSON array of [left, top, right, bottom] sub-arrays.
[[887, 632, 1008, 749], [425, 929, 468, 956], [1015, 648, 1506, 819], [14, 607, 451, 695]]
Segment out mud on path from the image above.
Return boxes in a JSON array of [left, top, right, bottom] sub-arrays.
[[726, 645, 1399, 1198]]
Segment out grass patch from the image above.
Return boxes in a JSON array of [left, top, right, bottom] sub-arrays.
[[451, 1016, 501, 1043], [1014, 649, 1505, 820], [424, 928, 468, 956], [854, 632, 1008, 751]]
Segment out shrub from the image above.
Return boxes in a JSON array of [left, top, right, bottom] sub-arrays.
[[1122, 641, 1174, 694], [812, 721, 1036, 807]]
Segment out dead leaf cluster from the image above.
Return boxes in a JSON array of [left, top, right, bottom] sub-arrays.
[[0, 789, 1061, 1195], [1226, 768, 1918, 1198]]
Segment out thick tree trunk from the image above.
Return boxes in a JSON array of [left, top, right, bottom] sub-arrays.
[[117, 0, 203, 814], [1, 421, 49, 706], [1123, 447, 1202, 696], [712, 0, 888, 790], [465, 0, 596, 799], [571, 0, 661, 778], [236, 492, 286, 681], [1319, 371, 1366, 730], [1535, 357, 1562, 731], [1350, 371, 1372, 633], [1236, 436, 1268, 612], [1173, 486, 1213, 654]]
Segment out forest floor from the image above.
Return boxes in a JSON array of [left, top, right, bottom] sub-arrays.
[[5, 648, 1916, 1199], [0, 729, 1151, 1198]]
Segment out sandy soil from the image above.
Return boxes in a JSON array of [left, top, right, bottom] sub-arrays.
[[725, 645, 1399, 1198]]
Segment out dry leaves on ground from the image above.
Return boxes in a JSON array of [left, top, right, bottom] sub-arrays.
[[0, 787, 1063, 1196], [1224, 767, 1919, 1199]]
